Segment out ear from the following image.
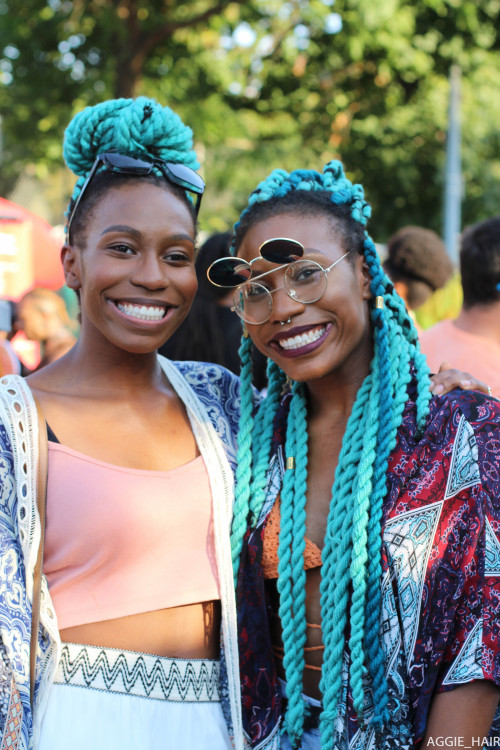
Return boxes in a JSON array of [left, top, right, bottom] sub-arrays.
[[61, 244, 82, 290], [360, 257, 372, 301]]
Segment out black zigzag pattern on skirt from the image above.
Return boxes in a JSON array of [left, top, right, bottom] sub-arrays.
[[57, 644, 220, 701]]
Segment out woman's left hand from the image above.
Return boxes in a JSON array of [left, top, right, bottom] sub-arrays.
[[429, 361, 490, 396]]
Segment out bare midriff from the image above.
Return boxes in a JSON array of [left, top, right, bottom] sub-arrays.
[[59, 600, 221, 659]]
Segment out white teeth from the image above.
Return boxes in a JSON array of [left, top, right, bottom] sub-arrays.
[[279, 326, 326, 350], [117, 303, 166, 321]]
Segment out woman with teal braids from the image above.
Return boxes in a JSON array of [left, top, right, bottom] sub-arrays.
[[0, 97, 246, 750], [208, 161, 500, 749]]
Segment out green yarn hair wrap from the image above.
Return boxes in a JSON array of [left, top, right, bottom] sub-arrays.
[[63, 97, 199, 215]]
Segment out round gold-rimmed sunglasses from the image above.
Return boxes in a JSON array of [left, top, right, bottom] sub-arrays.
[[207, 237, 351, 324]]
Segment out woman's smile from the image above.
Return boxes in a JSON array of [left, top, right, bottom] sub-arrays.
[[111, 298, 173, 325], [269, 323, 332, 357]]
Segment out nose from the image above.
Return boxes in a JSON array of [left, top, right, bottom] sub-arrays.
[[130, 251, 168, 290], [268, 283, 305, 324]]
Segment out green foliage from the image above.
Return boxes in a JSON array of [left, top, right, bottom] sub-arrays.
[[1, 0, 499, 238]]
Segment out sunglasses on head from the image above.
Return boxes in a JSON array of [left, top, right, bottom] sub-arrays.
[[66, 152, 205, 242], [207, 237, 304, 287]]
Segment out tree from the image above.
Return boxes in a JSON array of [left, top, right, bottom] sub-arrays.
[[218, 0, 500, 238], [0, 1, 246, 194], [1, 0, 499, 238]]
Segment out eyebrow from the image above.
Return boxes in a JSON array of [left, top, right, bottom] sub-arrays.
[[100, 226, 194, 244]]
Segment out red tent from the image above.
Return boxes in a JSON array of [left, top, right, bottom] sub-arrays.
[[0, 196, 65, 300]]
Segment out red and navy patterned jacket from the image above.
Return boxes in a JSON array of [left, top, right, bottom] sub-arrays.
[[236, 385, 500, 749]]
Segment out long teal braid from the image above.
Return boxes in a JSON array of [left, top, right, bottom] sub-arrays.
[[248, 360, 286, 521], [230, 160, 432, 749], [230, 355, 287, 586], [63, 96, 199, 216], [319, 373, 373, 748], [231, 333, 255, 583], [277, 381, 309, 745], [348, 361, 380, 721]]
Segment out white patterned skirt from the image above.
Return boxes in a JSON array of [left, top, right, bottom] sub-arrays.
[[38, 643, 233, 750]]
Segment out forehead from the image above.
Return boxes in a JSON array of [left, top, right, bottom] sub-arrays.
[[88, 181, 195, 236], [237, 213, 342, 262]]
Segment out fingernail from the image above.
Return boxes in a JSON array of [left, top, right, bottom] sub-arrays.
[[461, 380, 472, 388], [434, 384, 444, 394]]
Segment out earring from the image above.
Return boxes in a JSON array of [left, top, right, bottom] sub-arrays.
[[279, 318, 292, 326]]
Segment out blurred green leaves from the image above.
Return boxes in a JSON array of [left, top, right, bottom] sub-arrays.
[[0, 0, 499, 238]]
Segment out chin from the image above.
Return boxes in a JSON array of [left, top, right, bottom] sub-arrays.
[[277, 360, 332, 384], [116, 338, 163, 356]]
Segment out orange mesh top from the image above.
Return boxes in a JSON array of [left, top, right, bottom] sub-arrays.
[[262, 498, 323, 579]]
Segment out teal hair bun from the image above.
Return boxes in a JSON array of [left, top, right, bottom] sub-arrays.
[[63, 97, 199, 179]]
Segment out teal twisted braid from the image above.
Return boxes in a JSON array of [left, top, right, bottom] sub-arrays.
[[277, 382, 309, 747], [230, 334, 255, 583], [230, 160, 433, 747], [361, 237, 396, 726], [63, 96, 198, 214], [348, 367, 380, 722], [230, 356, 287, 581], [249, 360, 286, 521], [319, 375, 373, 749], [362, 239, 415, 728], [287, 385, 309, 742]]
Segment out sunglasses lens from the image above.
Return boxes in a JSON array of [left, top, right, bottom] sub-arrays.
[[259, 238, 304, 264], [165, 162, 205, 193], [208, 258, 252, 287], [101, 153, 153, 174]]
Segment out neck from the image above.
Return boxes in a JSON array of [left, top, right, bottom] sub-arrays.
[[454, 304, 500, 346], [60, 333, 166, 397], [305, 368, 369, 423]]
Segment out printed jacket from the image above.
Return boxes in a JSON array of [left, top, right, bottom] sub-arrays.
[[236, 386, 500, 749]]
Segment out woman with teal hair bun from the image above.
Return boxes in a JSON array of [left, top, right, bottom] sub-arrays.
[[208, 160, 500, 749], [0, 97, 245, 750]]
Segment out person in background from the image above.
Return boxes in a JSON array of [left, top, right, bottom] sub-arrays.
[[420, 216, 500, 399], [0, 299, 21, 376], [16, 287, 77, 371], [383, 225, 454, 334], [160, 232, 267, 390]]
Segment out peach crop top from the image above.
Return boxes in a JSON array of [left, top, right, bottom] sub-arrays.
[[43, 442, 219, 630], [262, 498, 323, 579]]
